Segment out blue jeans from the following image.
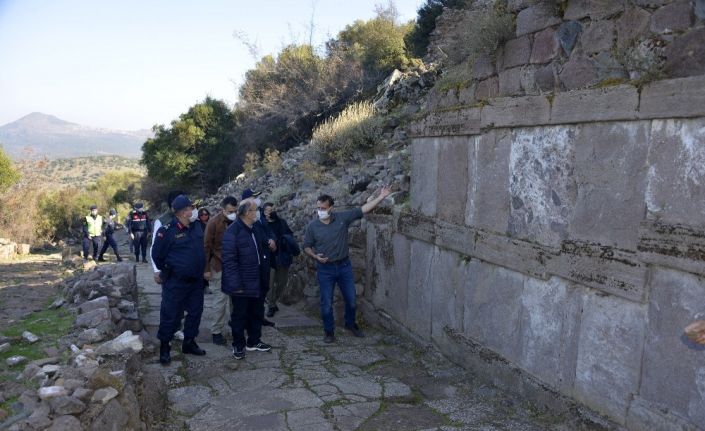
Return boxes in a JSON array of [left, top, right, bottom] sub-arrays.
[[317, 258, 356, 333]]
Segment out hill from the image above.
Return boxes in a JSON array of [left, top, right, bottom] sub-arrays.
[[0, 112, 151, 160], [16, 155, 142, 187]]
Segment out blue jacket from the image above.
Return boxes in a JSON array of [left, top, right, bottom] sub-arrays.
[[151, 218, 205, 282], [221, 218, 269, 297]]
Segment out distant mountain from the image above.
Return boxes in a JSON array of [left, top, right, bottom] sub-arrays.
[[0, 112, 152, 159]]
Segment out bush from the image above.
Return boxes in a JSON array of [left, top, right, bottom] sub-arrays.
[[311, 101, 383, 165], [448, 5, 514, 65], [404, 0, 471, 58], [263, 148, 283, 174], [0, 147, 20, 192]]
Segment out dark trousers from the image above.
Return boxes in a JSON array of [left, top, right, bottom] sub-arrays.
[[317, 258, 356, 333], [82, 236, 101, 259], [132, 230, 148, 260], [99, 233, 119, 258], [229, 296, 263, 350], [157, 278, 204, 342]]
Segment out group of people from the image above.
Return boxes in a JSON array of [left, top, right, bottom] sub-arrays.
[[151, 185, 391, 364]]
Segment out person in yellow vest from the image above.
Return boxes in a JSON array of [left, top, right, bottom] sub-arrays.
[[82, 204, 103, 260]]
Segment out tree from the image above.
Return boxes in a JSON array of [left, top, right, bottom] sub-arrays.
[[141, 97, 235, 194], [404, 0, 470, 58], [0, 146, 20, 192]]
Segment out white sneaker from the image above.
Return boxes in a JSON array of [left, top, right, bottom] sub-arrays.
[[174, 330, 184, 340]]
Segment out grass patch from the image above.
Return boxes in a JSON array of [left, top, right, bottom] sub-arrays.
[[0, 308, 73, 366]]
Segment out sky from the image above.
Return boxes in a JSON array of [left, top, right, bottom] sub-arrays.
[[0, 0, 424, 131]]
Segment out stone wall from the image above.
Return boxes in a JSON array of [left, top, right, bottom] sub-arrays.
[[363, 8, 705, 427]]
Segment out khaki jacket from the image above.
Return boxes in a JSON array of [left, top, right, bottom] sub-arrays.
[[204, 212, 231, 273]]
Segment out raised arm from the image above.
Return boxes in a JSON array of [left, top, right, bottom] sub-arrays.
[[361, 185, 392, 214]]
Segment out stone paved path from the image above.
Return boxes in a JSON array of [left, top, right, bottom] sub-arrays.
[[136, 262, 603, 431]]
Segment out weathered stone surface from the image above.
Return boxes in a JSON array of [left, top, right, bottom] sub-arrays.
[[474, 76, 499, 100], [38, 386, 68, 400], [90, 398, 128, 431], [574, 292, 645, 421], [410, 108, 481, 138], [95, 330, 142, 355], [593, 51, 627, 81], [49, 395, 86, 415], [639, 74, 705, 119], [405, 240, 436, 340], [0, 342, 9, 353], [696, 0, 705, 18], [558, 56, 598, 90], [168, 385, 211, 416], [21, 331, 39, 343], [500, 36, 531, 69], [472, 54, 495, 79], [638, 268, 705, 426], [617, 7, 651, 47], [569, 121, 650, 249], [498, 67, 524, 97], [516, 3, 561, 36], [398, 211, 435, 244], [6, 355, 27, 366], [534, 64, 557, 91], [645, 118, 705, 226], [580, 20, 615, 54], [556, 21, 582, 55], [410, 138, 438, 217], [466, 131, 512, 234], [78, 328, 108, 345], [473, 225, 555, 280], [75, 307, 111, 328], [480, 95, 551, 128], [508, 126, 577, 247], [638, 221, 705, 275], [79, 296, 109, 314], [429, 247, 468, 340], [650, 0, 694, 33], [530, 27, 559, 64], [565, 0, 625, 20], [664, 27, 705, 78], [47, 415, 82, 431], [437, 137, 469, 225], [551, 85, 639, 124], [90, 387, 119, 405]]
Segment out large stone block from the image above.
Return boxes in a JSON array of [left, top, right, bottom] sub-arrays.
[[638, 220, 705, 276], [517, 277, 581, 392], [366, 223, 410, 325], [472, 54, 496, 80], [516, 3, 562, 36], [437, 137, 469, 225], [480, 95, 551, 128], [645, 118, 705, 226], [464, 262, 526, 363], [473, 228, 555, 280], [617, 7, 651, 48], [409, 108, 482, 138], [558, 56, 598, 90], [405, 240, 437, 341], [574, 292, 646, 422], [475, 77, 499, 101], [466, 131, 512, 234], [530, 28, 560, 64], [534, 64, 557, 91], [499, 36, 531, 70], [565, 0, 625, 20], [498, 67, 524, 97], [579, 20, 615, 54], [650, 0, 694, 34], [626, 396, 703, 431], [398, 211, 435, 244], [664, 27, 705, 78], [638, 268, 705, 427], [435, 220, 475, 257], [430, 248, 468, 339], [639, 75, 705, 119], [551, 85, 639, 124], [569, 122, 650, 249], [410, 138, 439, 218], [508, 126, 577, 247]]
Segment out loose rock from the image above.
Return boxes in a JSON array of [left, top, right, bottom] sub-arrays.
[[22, 331, 39, 343], [38, 386, 69, 400], [91, 387, 119, 405]]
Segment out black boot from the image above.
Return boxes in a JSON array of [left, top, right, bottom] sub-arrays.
[[97, 255, 105, 262], [159, 341, 171, 365], [116, 254, 123, 262], [182, 338, 206, 356]]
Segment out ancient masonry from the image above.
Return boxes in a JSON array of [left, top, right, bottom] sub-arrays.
[[362, 1, 705, 430]]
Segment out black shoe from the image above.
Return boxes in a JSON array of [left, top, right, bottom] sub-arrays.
[[159, 341, 171, 365], [116, 256, 123, 262], [323, 331, 335, 343], [246, 342, 271, 352], [182, 338, 206, 356], [97, 256, 106, 262], [262, 318, 276, 327], [345, 324, 365, 338], [142, 258, 148, 263], [232, 347, 246, 360], [266, 305, 278, 318], [212, 333, 226, 346]]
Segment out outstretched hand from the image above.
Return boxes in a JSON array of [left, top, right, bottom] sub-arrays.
[[378, 185, 392, 199], [685, 320, 705, 344]]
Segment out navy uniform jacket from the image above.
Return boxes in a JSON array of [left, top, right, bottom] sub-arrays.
[[151, 217, 206, 282]]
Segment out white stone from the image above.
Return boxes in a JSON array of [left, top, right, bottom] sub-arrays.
[[6, 356, 27, 366], [41, 364, 62, 376], [38, 386, 68, 400], [90, 387, 118, 405], [95, 330, 142, 355], [74, 354, 99, 369], [0, 342, 10, 353], [22, 331, 40, 343], [70, 344, 80, 353]]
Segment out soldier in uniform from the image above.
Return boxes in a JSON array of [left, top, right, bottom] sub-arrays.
[[127, 202, 151, 263], [98, 208, 122, 262], [151, 194, 210, 364], [150, 190, 184, 283], [82, 204, 103, 260]]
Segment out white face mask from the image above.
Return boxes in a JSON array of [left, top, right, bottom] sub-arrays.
[[226, 213, 237, 221], [189, 208, 199, 222], [317, 210, 330, 220], [91, 210, 98, 216]]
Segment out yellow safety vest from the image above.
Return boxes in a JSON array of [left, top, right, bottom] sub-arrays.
[[85, 215, 103, 237]]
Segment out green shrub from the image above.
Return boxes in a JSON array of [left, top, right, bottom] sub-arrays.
[[263, 148, 283, 174], [404, 0, 471, 58], [311, 101, 383, 165], [448, 5, 514, 66], [0, 147, 19, 192]]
